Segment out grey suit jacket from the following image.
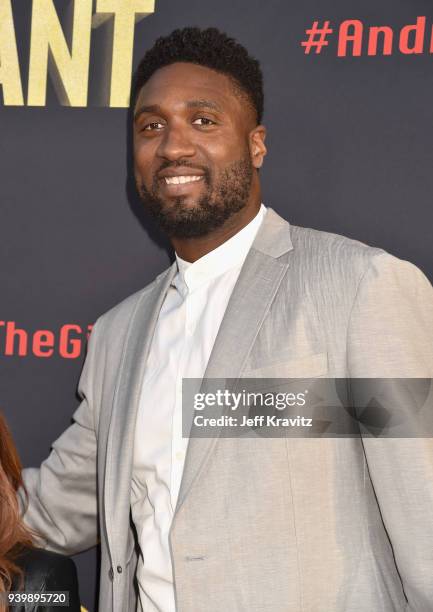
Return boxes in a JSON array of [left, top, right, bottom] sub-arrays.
[[21, 209, 433, 611]]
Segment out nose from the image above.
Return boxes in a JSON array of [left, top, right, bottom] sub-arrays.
[[156, 122, 196, 161]]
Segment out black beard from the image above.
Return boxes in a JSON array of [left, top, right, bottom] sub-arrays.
[[137, 156, 253, 239]]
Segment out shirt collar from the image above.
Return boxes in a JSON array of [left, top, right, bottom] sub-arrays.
[[174, 204, 267, 295]]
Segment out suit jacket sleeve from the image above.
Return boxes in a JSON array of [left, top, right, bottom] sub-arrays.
[[347, 251, 433, 610], [18, 318, 103, 555]]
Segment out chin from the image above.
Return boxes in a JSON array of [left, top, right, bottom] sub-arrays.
[[162, 196, 205, 214]]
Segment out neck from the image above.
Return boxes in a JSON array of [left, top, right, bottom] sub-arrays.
[[171, 197, 261, 263]]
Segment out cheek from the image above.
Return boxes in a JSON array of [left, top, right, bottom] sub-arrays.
[[209, 146, 252, 179], [134, 144, 156, 182], [208, 134, 251, 165]]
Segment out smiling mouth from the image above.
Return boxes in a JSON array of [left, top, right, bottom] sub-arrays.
[[163, 175, 204, 185]]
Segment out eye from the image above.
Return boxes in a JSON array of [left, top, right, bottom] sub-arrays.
[[192, 117, 216, 126], [142, 121, 164, 131]]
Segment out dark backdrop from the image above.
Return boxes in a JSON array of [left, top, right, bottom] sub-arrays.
[[1, 0, 432, 609]]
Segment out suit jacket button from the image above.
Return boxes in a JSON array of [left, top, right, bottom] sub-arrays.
[[117, 565, 123, 574], [109, 567, 114, 581]]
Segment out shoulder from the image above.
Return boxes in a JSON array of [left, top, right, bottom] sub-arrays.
[[91, 263, 174, 341], [290, 223, 383, 270], [15, 547, 78, 585], [288, 223, 429, 290], [263, 209, 386, 282], [261, 212, 431, 328], [15, 548, 80, 610]]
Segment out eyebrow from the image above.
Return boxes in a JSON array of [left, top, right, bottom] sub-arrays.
[[134, 99, 223, 122], [134, 105, 160, 122], [186, 99, 223, 112]]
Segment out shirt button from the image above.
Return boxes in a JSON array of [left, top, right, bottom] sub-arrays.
[[117, 565, 123, 574], [108, 567, 114, 581]]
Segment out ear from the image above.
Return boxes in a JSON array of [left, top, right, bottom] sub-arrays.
[[249, 125, 267, 169]]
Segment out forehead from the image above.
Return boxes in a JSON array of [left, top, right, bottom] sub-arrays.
[[134, 62, 245, 116]]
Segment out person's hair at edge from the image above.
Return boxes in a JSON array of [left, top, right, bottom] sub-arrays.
[[131, 26, 264, 125], [0, 413, 34, 610]]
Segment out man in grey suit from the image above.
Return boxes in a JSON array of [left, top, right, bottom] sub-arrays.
[[20, 27, 433, 612]]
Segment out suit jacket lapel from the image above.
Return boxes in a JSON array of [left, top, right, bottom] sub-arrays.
[[176, 208, 294, 511], [104, 263, 176, 560]]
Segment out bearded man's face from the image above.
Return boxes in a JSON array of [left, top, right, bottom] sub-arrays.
[[133, 62, 257, 238]]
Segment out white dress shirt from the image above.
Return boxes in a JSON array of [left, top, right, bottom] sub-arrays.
[[131, 204, 266, 612]]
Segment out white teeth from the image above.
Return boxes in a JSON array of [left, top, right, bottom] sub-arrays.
[[164, 175, 202, 185]]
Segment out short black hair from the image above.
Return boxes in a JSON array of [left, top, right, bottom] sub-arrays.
[[132, 27, 264, 124]]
